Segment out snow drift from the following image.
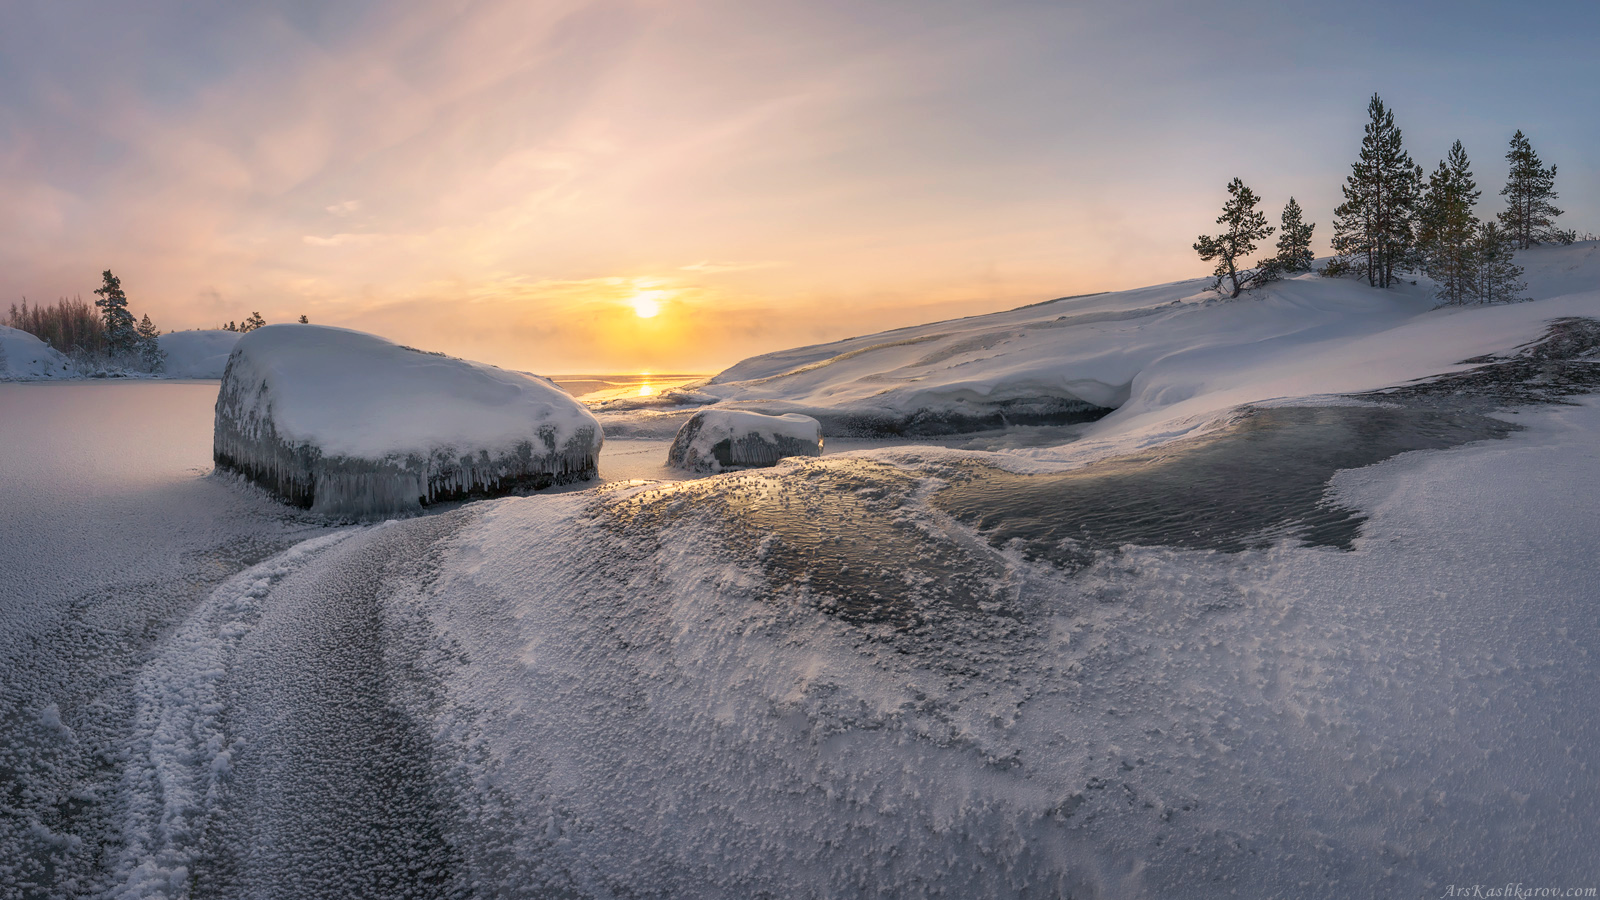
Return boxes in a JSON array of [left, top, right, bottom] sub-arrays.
[[158, 329, 242, 378], [0, 325, 72, 380], [213, 324, 602, 517], [666, 410, 822, 472]]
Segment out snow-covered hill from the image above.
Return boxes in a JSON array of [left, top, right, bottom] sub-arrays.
[[158, 329, 242, 378], [658, 243, 1600, 453], [0, 325, 72, 380]]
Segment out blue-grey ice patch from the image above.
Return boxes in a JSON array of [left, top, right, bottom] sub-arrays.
[[665, 409, 822, 472], [213, 324, 603, 517]]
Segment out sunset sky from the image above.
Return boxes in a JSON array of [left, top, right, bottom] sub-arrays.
[[3, 0, 1596, 374]]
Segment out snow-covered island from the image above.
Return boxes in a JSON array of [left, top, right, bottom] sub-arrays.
[[213, 324, 603, 516]]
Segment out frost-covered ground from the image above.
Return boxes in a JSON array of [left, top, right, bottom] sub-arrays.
[[0, 383, 336, 897], [5, 245, 1600, 898]]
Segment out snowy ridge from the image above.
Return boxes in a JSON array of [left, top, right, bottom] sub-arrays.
[[0, 325, 73, 380], [658, 243, 1600, 446], [157, 330, 242, 379], [214, 324, 603, 516]]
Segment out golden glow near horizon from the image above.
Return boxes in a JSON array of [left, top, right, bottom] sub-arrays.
[[631, 290, 665, 318]]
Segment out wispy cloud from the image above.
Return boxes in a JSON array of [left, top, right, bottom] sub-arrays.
[[679, 260, 786, 274], [1, 0, 1595, 371]]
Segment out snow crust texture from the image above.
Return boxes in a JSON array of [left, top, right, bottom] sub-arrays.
[[213, 324, 602, 517], [0, 325, 72, 380], [665, 409, 822, 472]]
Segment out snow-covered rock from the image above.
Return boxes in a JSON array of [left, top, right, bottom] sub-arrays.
[[0, 325, 72, 380], [666, 410, 822, 472], [661, 242, 1600, 447], [213, 324, 602, 516], [158, 330, 242, 378]]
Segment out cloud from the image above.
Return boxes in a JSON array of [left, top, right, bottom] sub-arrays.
[[302, 233, 392, 247], [326, 200, 361, 216], [679, 260, 786, 274]]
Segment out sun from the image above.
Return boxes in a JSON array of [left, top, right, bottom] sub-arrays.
[[630, 290, 665, 318]]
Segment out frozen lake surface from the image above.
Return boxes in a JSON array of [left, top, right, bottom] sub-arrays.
[[3, 378, 1598, 898]]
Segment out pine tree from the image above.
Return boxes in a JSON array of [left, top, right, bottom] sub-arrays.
[[241, 311, 266, 333], [135, 314, 165, 372], [93, 270, 139, 354], [1328, 94, 1423, 288], [1194, 178, 1275, 299], [1469, 222, 1527, 304], [1417, 140, 1481, 306], [298, 314, 309, 324], [1498, 130, 1573, 248], [1273, 197, 1316, 273]]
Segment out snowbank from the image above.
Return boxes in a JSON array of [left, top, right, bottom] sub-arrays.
[[0, 325, 72, 380], [158, 330, 242, 378], [662, 242, 1600, 448], [666, 410, 822, 472], [213, 325, 602, 516]]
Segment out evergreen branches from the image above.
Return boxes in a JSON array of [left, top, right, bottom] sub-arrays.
[[1498, 130, 1574, 248], [1194, 178, 1274, 299], [1328, 94, 1423, 288]]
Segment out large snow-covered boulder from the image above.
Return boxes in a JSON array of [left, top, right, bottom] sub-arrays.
[[0, 325, 72, 380], [666, 410, 822, 472], [159, 330, 242, 378], [214, 325, 603, 516]]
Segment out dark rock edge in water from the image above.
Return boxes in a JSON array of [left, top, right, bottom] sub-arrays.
[[935, 317, 1600, 567], [666, 410, 824, 471]]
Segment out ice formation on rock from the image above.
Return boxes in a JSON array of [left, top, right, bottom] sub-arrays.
[[666, 409, 822, 472], [0, 325, 72, 380], [214, 324, 602, 516]]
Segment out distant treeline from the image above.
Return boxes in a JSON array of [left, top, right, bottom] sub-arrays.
[[6, 295, 108, 355], [1196, 94, 1580, 306], [7, 271, 163, 373], [8, 270, 313, 374]]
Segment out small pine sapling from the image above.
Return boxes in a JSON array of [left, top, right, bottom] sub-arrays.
[[1273, 198, 1316, 274], [1194, 178, 1275, 299]]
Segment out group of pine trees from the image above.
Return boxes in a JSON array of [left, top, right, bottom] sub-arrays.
[[5, 270, 166, 372], [1193, 183, 1317, 298], [216, 312, 310, 331], [10, 271, 314, 372], [218, 311, 269, 333], [1197, 94, 1575, 306]]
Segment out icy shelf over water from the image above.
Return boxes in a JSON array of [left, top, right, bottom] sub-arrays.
[[666, 409, 823, 472], [214, 324, 602, 517]]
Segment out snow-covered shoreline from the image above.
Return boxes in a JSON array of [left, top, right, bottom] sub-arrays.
[[7, 243, 1600, 897]]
